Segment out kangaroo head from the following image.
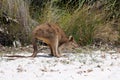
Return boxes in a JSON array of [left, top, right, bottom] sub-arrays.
[[60, 35, 78, 51], [68, 35, 79, 49]]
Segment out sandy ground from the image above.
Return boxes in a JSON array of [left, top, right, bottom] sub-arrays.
[[0, 50, 120, 80]]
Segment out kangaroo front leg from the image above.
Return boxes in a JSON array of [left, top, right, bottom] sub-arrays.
[[51, 45, 60, 57], [49, 45, 54, 56], [58, 49, 61, 57], [53, 36, 61, 57]]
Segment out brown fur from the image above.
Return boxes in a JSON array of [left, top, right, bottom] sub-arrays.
[[5, 23, 78, 58], [31, 23, 78, 57]]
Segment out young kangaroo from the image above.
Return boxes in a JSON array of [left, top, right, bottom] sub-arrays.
[[31, 23, 78, 57]]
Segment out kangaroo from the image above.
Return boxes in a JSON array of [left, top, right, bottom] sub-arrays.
[[31, 23, 78, 57], [5, 23, 78, 58]]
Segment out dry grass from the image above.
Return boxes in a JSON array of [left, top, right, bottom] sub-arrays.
[[95, 22, 119, 43], [38, 1, 120, 46], [1, 0, 120, 46]]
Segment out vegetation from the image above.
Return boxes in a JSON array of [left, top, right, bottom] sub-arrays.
[[0, 0, 120, 46]]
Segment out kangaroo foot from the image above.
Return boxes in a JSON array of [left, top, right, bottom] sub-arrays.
[[30, 53, 37, 57], [49, 53, 54, 56], [55, 54, 62, 58]]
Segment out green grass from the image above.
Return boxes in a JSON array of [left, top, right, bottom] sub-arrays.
[[1, 0, 120, 46]]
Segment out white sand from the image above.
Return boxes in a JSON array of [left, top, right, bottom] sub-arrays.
[[0, 50, 120, 80]]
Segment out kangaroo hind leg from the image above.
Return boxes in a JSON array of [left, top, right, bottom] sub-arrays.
[[31, 38, 38, 57]]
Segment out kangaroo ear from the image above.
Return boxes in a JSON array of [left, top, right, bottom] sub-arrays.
[[69, 35, 73, 41]]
